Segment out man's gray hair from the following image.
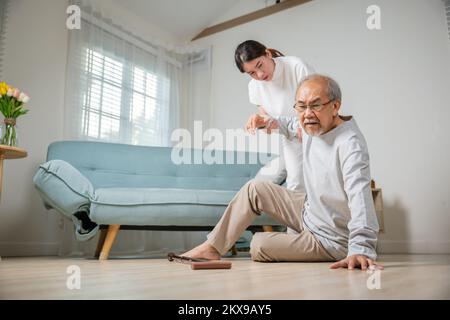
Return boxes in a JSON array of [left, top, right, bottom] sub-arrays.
[[298, 74, 342, 102]]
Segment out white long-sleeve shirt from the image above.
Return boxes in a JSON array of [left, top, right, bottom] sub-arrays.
[[276, 116, 379, 260]]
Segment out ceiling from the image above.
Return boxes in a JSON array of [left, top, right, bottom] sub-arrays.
[[110, 0, 243, 42]]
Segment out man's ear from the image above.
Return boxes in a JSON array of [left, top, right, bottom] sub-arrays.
[[332, 100, 341, 116]]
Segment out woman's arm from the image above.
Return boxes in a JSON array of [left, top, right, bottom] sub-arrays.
[[256, 106, 278, 134], [258, 106, 269, 116]]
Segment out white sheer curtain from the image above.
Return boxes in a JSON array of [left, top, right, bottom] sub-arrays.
[[64, 8, 181, 146], [60, 0, 212, 258]]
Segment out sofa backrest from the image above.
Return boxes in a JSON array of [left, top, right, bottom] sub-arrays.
[[47, 141, 273, 191]]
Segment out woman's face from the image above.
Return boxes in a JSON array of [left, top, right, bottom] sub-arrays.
[[242, 51, 275, 81]]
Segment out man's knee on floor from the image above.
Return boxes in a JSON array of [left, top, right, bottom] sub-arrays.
[[249, 233, 273, 262]]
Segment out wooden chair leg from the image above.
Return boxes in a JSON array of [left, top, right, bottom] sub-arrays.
[[262, 225, 273, 232], [94, 228, 108, 258], [99, 224, 120, 260], [230, 244, 238, 256]]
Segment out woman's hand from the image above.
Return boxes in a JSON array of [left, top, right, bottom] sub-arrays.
[[245, 114, 271, 134], [330, 254, 384, 271], [264, 118, 278, 134]]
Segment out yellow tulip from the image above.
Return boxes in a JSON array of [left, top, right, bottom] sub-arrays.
[[0, 82, 7, 93], [0, 82, 11, 96]]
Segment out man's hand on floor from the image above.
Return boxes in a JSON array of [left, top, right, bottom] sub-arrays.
[[329, 254, 384, 270]]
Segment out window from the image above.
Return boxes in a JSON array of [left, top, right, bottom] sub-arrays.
[[82, 49, 122, 141], [81, 47, 169, 146], [64, 13, 195, 147], [131, 66, 169, 146]]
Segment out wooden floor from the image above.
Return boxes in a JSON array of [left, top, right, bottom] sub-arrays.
[[0, 254, 449, 299]]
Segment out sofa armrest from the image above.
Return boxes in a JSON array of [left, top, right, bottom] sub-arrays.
[[33, 159, 94, 218]]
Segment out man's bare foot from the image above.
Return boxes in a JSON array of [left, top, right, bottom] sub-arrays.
[[182, 242, 221, 260]]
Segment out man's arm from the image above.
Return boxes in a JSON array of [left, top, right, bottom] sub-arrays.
[[274, 116, 300, 140], [245, 115, 302, 143], [330, 138, 383, 270]]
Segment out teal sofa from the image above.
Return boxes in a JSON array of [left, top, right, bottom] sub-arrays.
[[33, 141, 282, 259]]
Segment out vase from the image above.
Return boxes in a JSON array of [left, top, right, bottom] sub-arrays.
[[1, 117, 18, 147]]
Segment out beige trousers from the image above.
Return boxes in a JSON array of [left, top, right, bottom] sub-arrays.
[[206, 180, 335, 262]]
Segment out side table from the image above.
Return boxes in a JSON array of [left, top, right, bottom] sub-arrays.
[[0, 145, 27, 261]]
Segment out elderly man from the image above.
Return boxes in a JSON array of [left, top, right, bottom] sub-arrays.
[[183, 74, 383, 270]]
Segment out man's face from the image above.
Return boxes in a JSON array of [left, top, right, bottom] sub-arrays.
[[242, 52, 275, 81], [295, 80, 341, 136]]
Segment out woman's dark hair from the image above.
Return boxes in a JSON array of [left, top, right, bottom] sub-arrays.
[[234, 40, 284, 73]]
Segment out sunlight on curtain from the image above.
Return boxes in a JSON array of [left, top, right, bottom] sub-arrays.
[[64, 11, 181, 148], [80, 48, 170, 146]]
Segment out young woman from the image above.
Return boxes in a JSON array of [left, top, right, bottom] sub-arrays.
[[235, 40, 314, 194]]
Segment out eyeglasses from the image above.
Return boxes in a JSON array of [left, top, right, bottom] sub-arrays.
[[293, 99, 335, 113]]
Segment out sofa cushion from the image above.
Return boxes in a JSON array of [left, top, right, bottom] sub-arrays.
[[33, 160, 94, 218], [46, 141, 267, 191], [90, 187, 278, 226]]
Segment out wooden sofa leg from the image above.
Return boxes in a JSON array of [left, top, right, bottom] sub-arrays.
[[94, 228, 108, 258], [99, 224, 120, 260], [262, 226, 273, 232], [230, 245, 238, 256]]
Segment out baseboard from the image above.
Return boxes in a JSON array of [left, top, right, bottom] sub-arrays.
[[378, 240, 450, 254], [0, 241, 60, 257]]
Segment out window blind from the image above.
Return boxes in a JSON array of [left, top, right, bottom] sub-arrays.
[[81, 47, 169, 146], [65, 15, 178, 147]]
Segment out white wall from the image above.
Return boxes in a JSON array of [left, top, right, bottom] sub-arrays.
[[192, 0, 450, 254], [0, 0, 69, 255], [96, 0, 181, 45]]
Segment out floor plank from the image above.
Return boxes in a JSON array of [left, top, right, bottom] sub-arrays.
[[0, 254, 449, 299]]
